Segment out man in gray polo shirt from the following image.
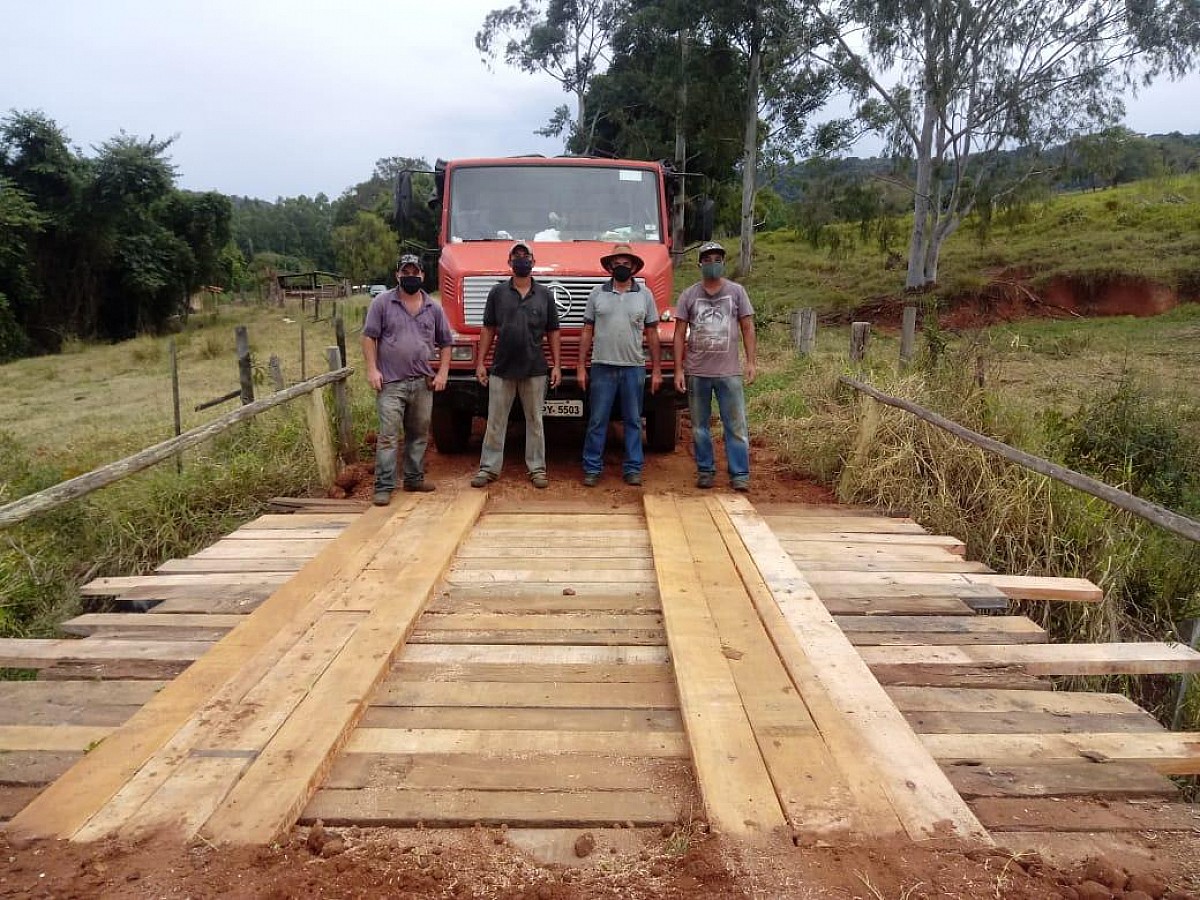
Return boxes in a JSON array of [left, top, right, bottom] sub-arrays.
[[578, 242, 662, 486], [362, 254, 453, 505]]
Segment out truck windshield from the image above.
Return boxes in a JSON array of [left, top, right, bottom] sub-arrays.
[[448, 164, 663, 244]]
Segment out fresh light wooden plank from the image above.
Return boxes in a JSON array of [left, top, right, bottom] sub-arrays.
[[156, 558, 305, 575], [399, 644, 669, 665], [970, 797, 1200, 833], [359, 706, 683, 732], [243, 513, 358, 528], [301, 788, 681, 827], [444, 569, 656, 585], [409, 629, 665, 646], [887, 687, 1149, 716], [373, 680, 678, 709], [228, 528, 344, 541], [719, 495, 988, 843], [803, 571, 1102, 603], [923, 732, 1200, 775], [813, 582, 1008, 603], [428, 591, 661, 615], [454, 545, 651, 559], [861, 642, 1200, 676], [391, 662, 672, 683], [200, 492, 486, 845], [0, 639, 209, 669], [0, 726, 114, 752], [481, 513, 644, 529], [764, 516, 924, 532], [61, 614, 247, 636], [345, 728, 688, 757], [823, 596, 977, 616], [451, 557, 654, 572], [944, 761, 1180, 799], [192, 539, 331, 558], [781, 534, 966, 554], [643, 496, 786, 839], [485, 499, 644, 514], [6, 501, 408, 841], [465, 529, 650, 545], [80, 574, 290, 595], [418, 613, 662, 631], [794, 559, 994, 573], [323, 752, 688, 792], [905, 709, 1164, 734]]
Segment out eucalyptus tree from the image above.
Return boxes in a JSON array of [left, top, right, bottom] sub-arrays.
[[476, 0, 622, 150], [795, 0, 1200, 289]]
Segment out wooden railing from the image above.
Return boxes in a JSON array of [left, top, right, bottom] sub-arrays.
[[0, 357, 354, 531]]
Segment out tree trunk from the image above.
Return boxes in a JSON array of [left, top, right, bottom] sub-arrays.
[[737, 5, 763, 278], [672, 29, 688, 269], [905, 98, 938, 290]]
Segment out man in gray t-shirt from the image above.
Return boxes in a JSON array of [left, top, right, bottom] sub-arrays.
[[673, 241, 757, 491], [578, 243, 662, 486]]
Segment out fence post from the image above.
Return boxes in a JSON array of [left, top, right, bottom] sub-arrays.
[[235, 326, 254, 405], [327, 346, 356, 464], [850, 393, 881, 477], [335, 314, 347, 367], [1171, 618, 1199, 730], [899, 305, 917, 367], [314, 296, 321, 323], [305, 373, 338, 489], [268, 354, 285, 392], [793, 308, 817, 356], [300, 319, 307, 381], [169, 338, 182, 474], [850, 321, 871, 363]]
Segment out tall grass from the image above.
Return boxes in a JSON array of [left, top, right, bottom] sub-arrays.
[[749, 327, 1200, 728]]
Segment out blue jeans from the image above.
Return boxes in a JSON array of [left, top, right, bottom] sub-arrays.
[[583, 364, 645, 476], [374, 377, 432, 492], [478, 374, 548, 477], [688, 375, 749, 481]]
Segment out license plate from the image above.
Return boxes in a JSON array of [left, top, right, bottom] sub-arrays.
[[543, 399, 583, 417]]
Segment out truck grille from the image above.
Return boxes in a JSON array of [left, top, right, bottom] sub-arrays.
[[462, 276, 612, 328]]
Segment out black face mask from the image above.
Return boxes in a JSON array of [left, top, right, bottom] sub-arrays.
[[611, 264, 633, 283], [399, 275, 423, 294], [511, 257, 534, 277]]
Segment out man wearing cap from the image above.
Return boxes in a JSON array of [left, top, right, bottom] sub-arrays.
[[362, 255, 453, 505], [578, 243, 662, 487], [673, 241, 757, 491], [470, 241, 562, 489]]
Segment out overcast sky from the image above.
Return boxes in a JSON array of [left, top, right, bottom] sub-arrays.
[[3, 0, 1198, 201]]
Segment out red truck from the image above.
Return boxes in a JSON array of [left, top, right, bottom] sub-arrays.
[[396, 156, 695, 454]]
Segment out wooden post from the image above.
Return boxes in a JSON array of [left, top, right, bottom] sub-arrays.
[[974, 355, 986, 388], [850, 322, 871, 363], [792, 308, 817, 356], [169, 339, 182, 475], [335, 315, 347, 367], [268, 355, 284, 392], [235, 326, 254, 405], [314, 296, 321, 323], [327, 346, 355, 464], [899, 305, 917, 366], [850, 393, 881, 474], [300, 319, 307, 381], [306, 378, 338, 489], [1171, 618, 1200, 730]]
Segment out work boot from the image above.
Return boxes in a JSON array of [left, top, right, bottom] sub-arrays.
[[696, 472, 715, 489], [372, 491, 392, 506], [470, 471, 495, 488], [731, 479, 750, 493], [403, 481, 436, 493], [623, 472, 642, 486], [530, 472, 549, 489], [583, 472, 600, 487]]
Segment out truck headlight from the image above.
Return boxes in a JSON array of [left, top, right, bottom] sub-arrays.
[[451, 345, 474, 362]]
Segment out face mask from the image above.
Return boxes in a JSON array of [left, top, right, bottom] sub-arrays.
[[701, 261, 725, 280], [399, 275, 423, 294], [611, 264, 633, 283], [511, 257, 534, 277]]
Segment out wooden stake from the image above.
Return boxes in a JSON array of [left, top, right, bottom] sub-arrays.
[[334, 315, 347, 367], [850, 322, 870, 363], [793, 308, 817, 356], [327, 347, 355, 464], [268, 355, 284, 392], [235, 326, 254, 406]]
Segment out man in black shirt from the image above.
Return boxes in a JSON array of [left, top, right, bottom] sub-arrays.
[[470, 241, 562, 488]]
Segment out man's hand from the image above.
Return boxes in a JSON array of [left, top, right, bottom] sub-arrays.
[[674, 371, 686, 394], [432, 370, 448, 392], [577, 366, 587, 392], [367, 368, 384, 392], [476, 364, 489, 387], [650, 369, 662, 394], [745, 362, 757, 385], [549, 365, 562, 389]]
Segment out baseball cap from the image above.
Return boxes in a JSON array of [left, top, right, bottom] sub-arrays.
[[698, 241, 726, 258], [397, 253, 423, 271], [509, 241, 533, 257]]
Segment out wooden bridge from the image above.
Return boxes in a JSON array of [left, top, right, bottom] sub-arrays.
[[3, 492, 1199, 856]]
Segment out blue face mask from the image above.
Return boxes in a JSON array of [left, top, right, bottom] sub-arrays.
[[701, 261, 725, 280], [511, 257, 534, 277]]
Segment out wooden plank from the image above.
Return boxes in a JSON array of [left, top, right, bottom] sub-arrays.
[[0, 752, 82, 786], [945, 761, 1179, 799], [372, 680, 678, 709], [359, 707, 683, 732], [887, 687, 1149, 716], [643, 495, 786, 839], [239, 513, 357, 528], [905, 709, 1164, 735], [454, 545, 651, 559], [781, 534, 966, 554], [485, 500, 643, 515], [228, 528, 344, 541], [871, 669, 1052, 690], [398, 644, 669, 665], [836, 615, 1046, 645], [157, 558, 305, 575], [764, 516, 924, 533], [0, 700, 140, 728], [391, 662, 672, 683], [823, 596, 977, 616], [0, 639, 209, 669], [428, 591, 660, 615], [301, 788, 681, 827], [323, 753, 689, 792], [451, 557, 654, 572], [791, 559, 993, 574], [61, 614, 247, 636], [0, 680, 165, 706], [679, 497, 860, 837], [145, 595, 268, 615], [345, 728, 688, 757], [444, 570, 656, 585], [466, 529, 650, 545], [5, 501, 406, 841], [0, 725, 114, 752], [481, 513, 644, 529], [0, 786, 43, 821], [192, 539, 331, 557], [922, 732, 1200, 775], [718, 495, 989, 842], [970, 797, 1200, 832], [814, 582, 1008, 603], [200, 491, 486, 846], [409, 629, 665, 646], [418, 613, 662, 631], [803, 571, 1102, 603], [861, 642, 1200, 676]]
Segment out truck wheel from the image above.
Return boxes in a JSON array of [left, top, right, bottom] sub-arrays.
[[645, 407, 679, 453], [431, 406, 472, 454]]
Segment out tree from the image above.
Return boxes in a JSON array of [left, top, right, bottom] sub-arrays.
[[797, 0, 1200, 289], [477, 0, 620, 149], [332, 211, 398, 284]]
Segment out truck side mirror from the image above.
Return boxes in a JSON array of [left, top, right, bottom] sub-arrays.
[[394, 171, 414, 226]]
